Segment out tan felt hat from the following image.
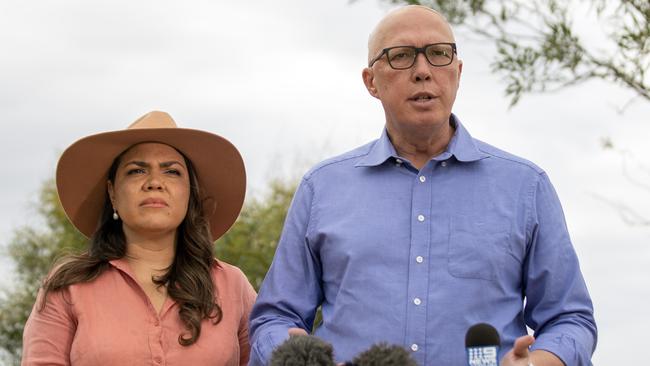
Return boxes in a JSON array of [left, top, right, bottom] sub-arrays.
[[56, 111, 246, 240]]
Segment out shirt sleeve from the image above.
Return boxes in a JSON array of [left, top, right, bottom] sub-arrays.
[[248, 177, 323, 366], [524, 172, 597, 365], [238, 270, 257, 366], [22, 288, 76, 366]]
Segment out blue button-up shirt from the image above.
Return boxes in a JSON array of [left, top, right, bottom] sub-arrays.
[[249, 115, 597, 365]]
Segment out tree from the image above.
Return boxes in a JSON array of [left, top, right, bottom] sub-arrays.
[[215, 179, 297, 290], [0, 178, 297, 365], [384, 0, 649, 107], [0, 180, 87, 365]]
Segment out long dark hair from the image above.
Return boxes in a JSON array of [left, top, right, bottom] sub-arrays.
[[40, 145, 222, 346]]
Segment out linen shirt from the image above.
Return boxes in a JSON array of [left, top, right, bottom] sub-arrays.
[[249, 115, 597, 365], [22, 258, 256, 366]]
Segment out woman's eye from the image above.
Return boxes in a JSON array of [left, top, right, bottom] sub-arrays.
[[166, 169, 181, 176], [127, 168, 146, 175]]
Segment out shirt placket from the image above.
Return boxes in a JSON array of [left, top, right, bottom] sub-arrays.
[[149, 311, 165, 366], [110, 260, 169, 366], [405, 163, 432, 365]]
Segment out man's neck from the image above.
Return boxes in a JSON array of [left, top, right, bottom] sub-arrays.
[[386, 121, 455, 170]]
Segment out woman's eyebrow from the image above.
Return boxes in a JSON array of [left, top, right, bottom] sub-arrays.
[[123, 160, 185, 168], [159, 161, 185, 168]]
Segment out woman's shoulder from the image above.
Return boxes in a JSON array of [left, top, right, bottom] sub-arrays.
[[210, 259, 256, 299], [211, 259, 247, 283]]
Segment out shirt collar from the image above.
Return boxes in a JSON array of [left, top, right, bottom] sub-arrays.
[[447, 114, 490, 162], [109, 257, 133, 276], [355, 114, 488, 167], [354, 128, 399, 167]]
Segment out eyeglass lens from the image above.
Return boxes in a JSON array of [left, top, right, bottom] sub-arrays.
[[387, 44, 454, 69]]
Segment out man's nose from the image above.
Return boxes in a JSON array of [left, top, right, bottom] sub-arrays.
[[412, 53, 432, 82]]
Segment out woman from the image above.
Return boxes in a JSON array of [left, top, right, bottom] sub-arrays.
[[22, 111, 256, 366]]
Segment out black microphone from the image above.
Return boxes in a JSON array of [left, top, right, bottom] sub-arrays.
[[465, 323, 500, 366], [346, 342, 418, 366], [270, 334, 336, 366]]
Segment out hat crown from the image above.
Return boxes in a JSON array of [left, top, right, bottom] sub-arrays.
[[128, 111, 177, 129]]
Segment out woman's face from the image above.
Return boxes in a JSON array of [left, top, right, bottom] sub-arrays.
[[107, 142, 190, 240]]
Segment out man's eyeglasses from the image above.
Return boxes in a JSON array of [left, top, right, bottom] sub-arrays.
[[368, 42, 457, 70]]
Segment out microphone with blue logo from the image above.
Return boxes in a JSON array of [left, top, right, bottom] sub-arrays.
[[465, 323, 500, 366]]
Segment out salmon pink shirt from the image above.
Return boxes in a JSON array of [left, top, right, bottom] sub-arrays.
[[22, 258, 256, 366]]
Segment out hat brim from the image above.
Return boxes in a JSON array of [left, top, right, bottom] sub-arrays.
[[56, 128, 246, 241]]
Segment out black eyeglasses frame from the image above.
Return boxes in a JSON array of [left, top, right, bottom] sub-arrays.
[[368, 42, 458, 69]]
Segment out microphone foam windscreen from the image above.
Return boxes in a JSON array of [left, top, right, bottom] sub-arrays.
[[270, 334, 336, 366], [465, 323, 501, 347], [351, 342, 418, 366]]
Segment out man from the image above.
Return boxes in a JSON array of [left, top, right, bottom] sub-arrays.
[[249, 5, 597, 366]]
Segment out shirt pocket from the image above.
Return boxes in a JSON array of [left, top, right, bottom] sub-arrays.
[[447, 214, 510, 282]]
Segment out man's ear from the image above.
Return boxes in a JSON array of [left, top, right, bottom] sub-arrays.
[[362, 67, 379, 99]]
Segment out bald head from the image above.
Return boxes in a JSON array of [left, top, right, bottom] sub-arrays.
[[367, 5, 456, 64]]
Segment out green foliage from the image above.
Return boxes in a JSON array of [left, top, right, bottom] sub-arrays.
[[0, 177, 298, 363], [0, 180, 87, 365], [216, 178, 325, 330], [216, 179, 297, 290], [382, 0, 650, 106]]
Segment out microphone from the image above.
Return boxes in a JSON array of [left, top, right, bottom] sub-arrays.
[[465, 323, 500, 366], [346, 342, 418, 366], [270, 334, 336, 366], [270, 335, 418, 366]]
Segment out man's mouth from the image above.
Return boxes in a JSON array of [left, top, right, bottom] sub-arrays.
[[409, 92, 435, 101]]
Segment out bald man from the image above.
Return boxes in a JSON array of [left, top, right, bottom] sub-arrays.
[[249, 6, 596, 366]]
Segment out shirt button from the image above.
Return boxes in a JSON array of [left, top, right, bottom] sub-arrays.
[[413, 297, 422, 305], [419, 176, 426, 183], [441, 161, 448, 167], [154, 319, 160, 326], [153, 356, 162, 363], [417, 214, 425, 222], [396, 158, 403, 164], [416, 256, 424, 263], [411, 344, 419, 352]]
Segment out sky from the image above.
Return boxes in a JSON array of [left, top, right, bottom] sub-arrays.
[[1, 0, 649, 363]]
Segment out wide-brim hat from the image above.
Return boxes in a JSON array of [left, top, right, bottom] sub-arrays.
[[56, 111, 246, 241]]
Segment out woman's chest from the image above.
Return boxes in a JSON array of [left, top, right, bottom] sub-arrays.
[[67, 281, 242, 365]]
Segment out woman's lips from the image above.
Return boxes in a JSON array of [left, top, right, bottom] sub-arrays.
[[140, 198, 168, 208]]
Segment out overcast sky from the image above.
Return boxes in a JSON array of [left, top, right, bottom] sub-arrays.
[[1, 0, 649, 363]]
